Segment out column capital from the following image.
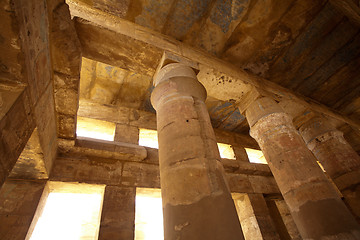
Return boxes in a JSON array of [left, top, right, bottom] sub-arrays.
[[153, 63, 197, 87], [151, 63, 207, 110], [298, 114, 340, 145], [245, 96, 286, 128]]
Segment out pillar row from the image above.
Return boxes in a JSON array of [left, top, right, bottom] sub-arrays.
[[299, 116, 360, 222], [243, 96, 360, 240], [151, 63, 244, 240]]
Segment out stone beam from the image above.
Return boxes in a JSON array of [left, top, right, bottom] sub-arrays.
[[50, 145, 280, 195], [57, 138, 269, 177], [59, 138, 147, 162], [77, 99, 259, 149], [77, 99, 157, 130], [49, 1, 82, 140], [67, 0, 360, 131]]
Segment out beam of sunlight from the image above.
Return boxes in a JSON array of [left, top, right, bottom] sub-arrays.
[[217, 143, 236, 159], [138, 129, 158, 149], [29, 182, 105, 240], [135, 188, 163, 240], [245, 148, 267, 164], [76, 116, 115, 141]]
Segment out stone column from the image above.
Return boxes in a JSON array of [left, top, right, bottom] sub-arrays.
[[243, 96, 360, 240], [233, 193, 280, 240], [299, 116, 360, 222], [98, 186, 135, 240], [151, 63, 244, 240]]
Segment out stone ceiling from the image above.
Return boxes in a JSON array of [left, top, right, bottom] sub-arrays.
[[64, 0, 360, 151]]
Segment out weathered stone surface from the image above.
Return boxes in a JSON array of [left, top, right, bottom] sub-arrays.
[[299, 115, 360, 222], [343, 185, 360, 225], [223, 0, 293, 67], [93, 0, 130, 18], [273, 199, 302, 240], [245, 96, 360, 239], [248, 175, 280, 195], [48, 0, 81, 141], [33, 83, 57, 174], [233, 146, 250, 162], [0, 89, 35, 186], [300, 116, 360, 189], [13, 0, 52, 104], [78, 99, 158, 129], [76, 137, 147, 160], [50, 2, 82, 76], [0, 180, 46, 240], [51, 156, 123, 184], [8, 128, 48, 180], [2, 0, 59, 183], [53, 73, 79, 116], [152, 63, 244, 240], [114, 124, 139, 144], [98, 186, 135, 240], [51, 151, 280, 197], [57, 113, 76, 139], [221, 158, 272, 176], [0, 0, 24, 83], [66, 0, 360, 134], [74, 19, 163, 77], [214, 128, 259, 150], [122, 162, 160, 188]]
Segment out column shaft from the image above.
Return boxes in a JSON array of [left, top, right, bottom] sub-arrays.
[[299, 116, 360, 222], [245, 97, 360, 240], [98, 186, 135, 240], [151, 63, 244, 240]]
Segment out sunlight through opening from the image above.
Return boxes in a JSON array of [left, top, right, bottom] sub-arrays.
[[28, 182, 105, 240], [76, 116, 115, 141], [245, 148, 267, 164], [217, 143, 236, 159], [138, 129, 158, 149], [135, 188, 163, 240]]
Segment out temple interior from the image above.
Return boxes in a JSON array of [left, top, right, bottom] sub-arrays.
[[1, 0, 360, 239]]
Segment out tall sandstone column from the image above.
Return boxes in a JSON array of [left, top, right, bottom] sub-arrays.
[[151, 63, 244, 240], [243, 96, 360, 240], [299, 115, 360, 223]]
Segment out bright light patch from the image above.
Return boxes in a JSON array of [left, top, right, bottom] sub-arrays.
[[317, 161, 326, 172], [28, 182, 105, 240], [217, 143, 236, 159], [135, 188, 163, 240], [76, 116, 115, 141], [138, 129, 158, 149], [245, 148, 267, 164]]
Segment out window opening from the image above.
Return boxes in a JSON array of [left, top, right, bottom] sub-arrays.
[[76, 116, 116, 141], [135, 188, 163, 240], [27, 181, 105, 240], [245, 148, 267, 164], [217, 143, 236, 159], [138, 128, 158, 149]]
